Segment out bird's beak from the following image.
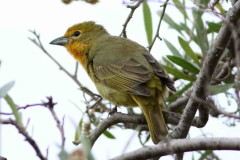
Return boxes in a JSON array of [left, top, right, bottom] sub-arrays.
[[50, 36, 69, 46]]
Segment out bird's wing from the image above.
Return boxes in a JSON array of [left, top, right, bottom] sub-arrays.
[[143, 53, 176, 92], [92, 57, 152, 96]]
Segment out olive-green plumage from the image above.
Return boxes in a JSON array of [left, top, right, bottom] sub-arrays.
[[50, 21, 176, 144]]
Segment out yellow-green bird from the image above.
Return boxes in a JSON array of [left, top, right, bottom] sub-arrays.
[[50, 21, 176, 144]]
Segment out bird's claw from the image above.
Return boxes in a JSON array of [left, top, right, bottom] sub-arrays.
[[108, 106, 118, 116]]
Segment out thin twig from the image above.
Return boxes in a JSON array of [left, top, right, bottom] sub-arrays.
[[119, 0, 145, 38], [74, 61, 79, 78], [0, 101, 56, 115], [48, 107, 66, 149], [39, 96, 66, 149], [211, 0, 220, 11], [85, 96, 103, 113], [0, 112, 12, 115], [28, 30, 82, 88], [219, 110, 240, 120], [18, 103, 44, 110], [148, 0, 169, 52], [0, 119, 46, 160], [2, 96, 66, 149]]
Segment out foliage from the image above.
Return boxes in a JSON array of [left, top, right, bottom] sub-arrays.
[[161, 0, 236, 106]]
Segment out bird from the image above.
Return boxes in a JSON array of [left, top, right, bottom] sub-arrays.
[[50, 21, 176, 144]]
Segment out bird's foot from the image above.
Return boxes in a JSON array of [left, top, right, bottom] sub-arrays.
[[108, 105, 118, 116]]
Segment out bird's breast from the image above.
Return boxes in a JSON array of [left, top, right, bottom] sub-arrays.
[[67, 43, 89, 69]]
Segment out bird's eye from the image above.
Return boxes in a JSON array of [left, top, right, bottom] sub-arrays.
[[73, 31, 81, 37]]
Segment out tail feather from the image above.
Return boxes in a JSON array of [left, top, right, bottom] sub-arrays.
[[132, 95, 168, 144]]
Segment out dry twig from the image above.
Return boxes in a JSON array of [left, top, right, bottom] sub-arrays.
[[0, 119, 46, 160], [119, 0, 145, 38], [148, 0, 169, 52]]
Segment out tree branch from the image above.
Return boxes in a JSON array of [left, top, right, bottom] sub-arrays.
[[0, 156, 7, 160], [72, 111, 203, 147], [112, 137, 240, 160], [169, 0, 240, 140]]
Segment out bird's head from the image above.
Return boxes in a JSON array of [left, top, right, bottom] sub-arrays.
[[50, 21, 108, 47], [50, 21, 108, 66]]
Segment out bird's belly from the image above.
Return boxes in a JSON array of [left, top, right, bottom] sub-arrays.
[[95, 83, 137, 107]]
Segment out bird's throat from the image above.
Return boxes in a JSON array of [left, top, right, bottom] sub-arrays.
[[67, 43, 89, 69]]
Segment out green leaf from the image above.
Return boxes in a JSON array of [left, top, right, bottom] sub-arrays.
[[199, 150, 213, 160], [194, 0, 208, 7], [162, 13, 183, 35], [172, 0, 188, 19], [192, 9, 209, 55], [166, 55, 200, 74], [75, 117, 83, 141], [215, 4, 225, 14], [162, 65, 196, 81], [178, 37, 200, 65], [0, 81, 15, 98], [179, 23, 200, 45], [5, 95, 23, 126], [164, 39, 182, 57], [162, 57, 174, 67], [209, 83, 234, 95], [142, 1, 153, 45], [177, 82, 193, 96], [103, 130, 116, 139], [69, 100, 83, 113], [179, 23, 191, 34], [163, 12, 195, 37], [167, 82, 193, 102], [207, 22, 222, 33]]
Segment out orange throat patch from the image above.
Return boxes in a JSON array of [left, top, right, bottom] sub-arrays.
[[67, 43, 89, 69]]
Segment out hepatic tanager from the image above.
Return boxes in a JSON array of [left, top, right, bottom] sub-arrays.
[[50, 21, 176, 144]]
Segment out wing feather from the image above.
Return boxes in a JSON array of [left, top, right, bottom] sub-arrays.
[[143, 53, 176, 92], [93, 58, 151, 96]]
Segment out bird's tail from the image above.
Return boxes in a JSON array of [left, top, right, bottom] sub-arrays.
[[132, 94, 168, 144]]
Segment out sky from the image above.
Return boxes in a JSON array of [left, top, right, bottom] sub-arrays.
[[0, 0, 239, 160]]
